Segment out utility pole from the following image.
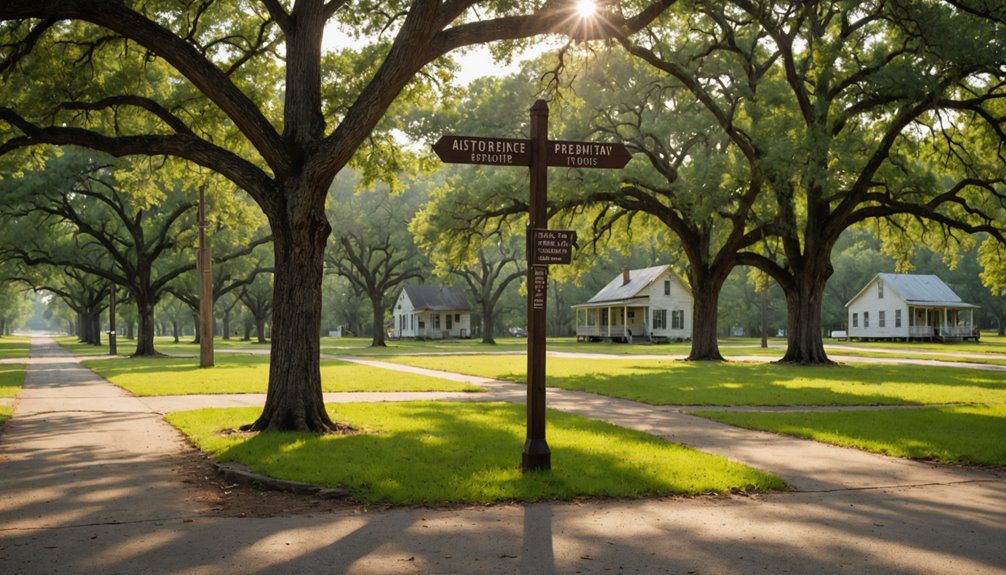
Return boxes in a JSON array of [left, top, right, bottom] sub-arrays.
[[198, 185, 214, 367]]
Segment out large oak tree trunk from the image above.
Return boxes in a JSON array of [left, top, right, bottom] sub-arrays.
[[370, 293, 386, 347], [779, 272, 832, 364], [243, 200, 337, 432], [481, 300, 496, 345], [686, 270, 727, 361], [133, 299, 159, 356]]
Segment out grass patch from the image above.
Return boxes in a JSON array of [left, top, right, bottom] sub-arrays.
[[167, 401, 784, 504], [0, 337, 31, 359], [694, 405, 1006, 467], [83, 354, 482, 396], [0, 405, 10, 428], [0, 364, 27, 398], [383, 354, 1006, 406]]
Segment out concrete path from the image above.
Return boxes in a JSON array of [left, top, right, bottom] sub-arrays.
[[2, 337, 1005, 574]]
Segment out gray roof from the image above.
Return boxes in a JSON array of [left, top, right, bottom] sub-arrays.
[[578, 265, 671, 306], [848, 273, 976, 308], [402, 285, 470, 311]]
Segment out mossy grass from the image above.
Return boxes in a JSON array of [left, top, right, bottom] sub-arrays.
[[82, 354, 482, 396], [694, 405, 1006, 467], [0, 364, 26, 398], [382, 354, 1006, 406], [167, 401, 785, 504], [0, 336, 31, 359]]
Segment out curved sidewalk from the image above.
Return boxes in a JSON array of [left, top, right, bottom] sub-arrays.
[[1, 337, 1004, 575]]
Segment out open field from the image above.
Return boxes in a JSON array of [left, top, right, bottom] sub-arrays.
[[381, 354, 1006, 406], [83, 354, 483, 396], [167, 401, 785, 505], [695, 405, 1006, 467], [0, 336, 31, 359]]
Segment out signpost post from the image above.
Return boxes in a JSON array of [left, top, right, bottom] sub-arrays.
[[198, 185, 214, 368], [434, 99, 630, 472]]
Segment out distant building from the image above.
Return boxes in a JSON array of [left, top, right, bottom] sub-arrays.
[[392, 285, 472, 339], [572, 265, 692, 343], [845, 273, 979, 342]]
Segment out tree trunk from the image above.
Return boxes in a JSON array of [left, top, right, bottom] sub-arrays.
[[132, 299, 159, 356], [255, 316, 267, 343], [779, 276, 833, 364], [192, 311, 201, 344], [172, 320, 180, 343], [242, 318, 252, 341], [242, 203, 337, 432], [997, 315, 1004, 336], [760, 289, 769, 349], [222, 310, 231, 340], [481, 300, 496, 344], [686, 269, 727, 361], [370, 293, 386, 347], [75, 312, 83, 342]]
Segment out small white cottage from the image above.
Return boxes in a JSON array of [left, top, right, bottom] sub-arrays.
[[392, 285, 472, 339], [573, 265, 693, 343], [845, 273, 979, 342]]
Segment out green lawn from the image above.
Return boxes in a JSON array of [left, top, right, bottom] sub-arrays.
[[824, 349, 1006, 366], [828, 334, 1006, 356], [0, 336, 31, 359], [694, 405, 1006, 467], [0, 364, 27, 398], [382, 354, 1006, 406], [83, 354, 483, 395], [55, 335, 270, 357], [167, 401, 785, 504], [0, 405, 10, 428]]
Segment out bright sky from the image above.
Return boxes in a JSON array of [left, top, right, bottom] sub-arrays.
[[321, 23, 558, 86]]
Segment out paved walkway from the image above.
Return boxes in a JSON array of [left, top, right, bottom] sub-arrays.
[[1, 337, 1004, 574]]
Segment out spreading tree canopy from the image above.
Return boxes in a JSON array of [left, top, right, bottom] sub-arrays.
[[0, 0, 674, 431]]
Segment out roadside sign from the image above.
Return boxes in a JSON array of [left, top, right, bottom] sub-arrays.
[[432, 136, 530, 167], [548, 140, 631, 169], [532, 229, 578, 265]]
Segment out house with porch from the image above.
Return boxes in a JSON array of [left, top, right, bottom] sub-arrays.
[[845, 273, 979, 342], [573, 265, 693, 343], [392, 285, 472, 339]]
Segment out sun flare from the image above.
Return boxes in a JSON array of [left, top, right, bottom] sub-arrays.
[[576, 0, 597, 18]]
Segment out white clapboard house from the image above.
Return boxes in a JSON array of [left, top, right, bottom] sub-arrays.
[[573, 265, 693, 343], [392, 285, 472, 340], [846, 273, 979, 342]]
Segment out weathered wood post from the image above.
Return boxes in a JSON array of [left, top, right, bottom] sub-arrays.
[[523, 99, 551, 471], [198, 185, 214, 367]]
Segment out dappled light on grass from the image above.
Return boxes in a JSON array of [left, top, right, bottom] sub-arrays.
[[0, 364, 26, 398], [384, 355, 1006, 406], [0, 337, 31, 359], [84, 355, 483, 395], [167, 401, 784, 505], [0, 405, 10, 426], [695, 405, 1006, 466]]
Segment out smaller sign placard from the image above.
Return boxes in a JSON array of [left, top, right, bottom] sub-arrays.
[[531, 265, 548, 310], [532, 229, 578, 265]]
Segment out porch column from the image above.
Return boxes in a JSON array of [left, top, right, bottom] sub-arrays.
[[623, 307, 628, 339], [607, 306, 612, 337]]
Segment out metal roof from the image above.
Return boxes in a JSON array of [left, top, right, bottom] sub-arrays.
[[581, 265, 672, 305], [846, 273, 976, 308], [402, 285, 471, 311]]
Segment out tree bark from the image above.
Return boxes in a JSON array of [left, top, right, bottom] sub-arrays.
[[688, 282, 725, 360], [779, 273, 833, 364], [133, 299, 159, 356], [255, 316, 267, 343], [172, 320, 180, 343], [242, 200, 337, 432], [370, 293, 386, 347], [481, 300, 496, 344], [222, 310, 231, 339], [242, 318, 252, 341]]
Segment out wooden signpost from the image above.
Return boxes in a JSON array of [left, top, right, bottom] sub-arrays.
[[434, 99, 630, 472]]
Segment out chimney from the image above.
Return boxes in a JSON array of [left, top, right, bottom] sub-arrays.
[[622, 266, 630, 285]]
